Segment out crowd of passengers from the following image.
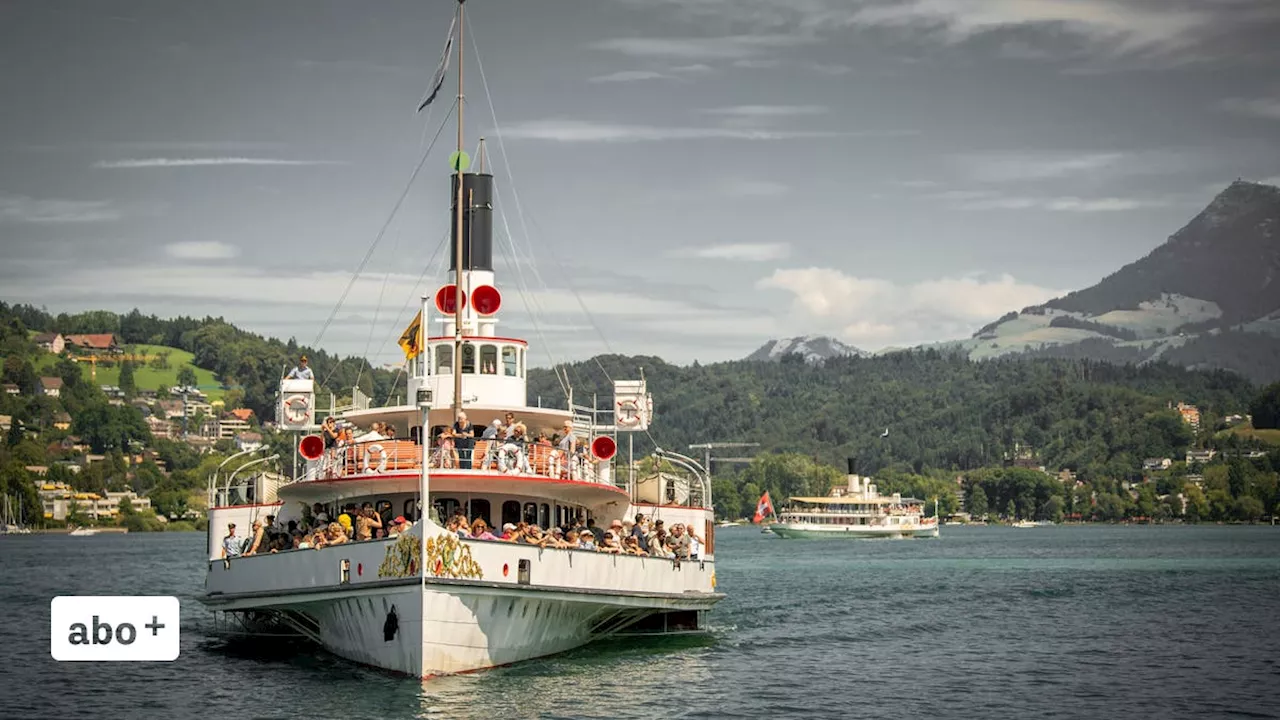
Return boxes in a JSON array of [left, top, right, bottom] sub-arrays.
[[220, 503, 704, 561], [317, 410, 592, 478]]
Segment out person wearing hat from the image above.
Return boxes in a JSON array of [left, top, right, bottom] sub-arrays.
[[221, 523, 241, 559], [285, 355, 314, 380], [387, 516, 408, 538]]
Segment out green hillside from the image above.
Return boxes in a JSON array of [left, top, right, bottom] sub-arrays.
[[33, 344, 226, 401]]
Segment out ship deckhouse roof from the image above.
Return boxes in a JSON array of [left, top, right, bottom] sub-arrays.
[[277, 470, 629, 508]]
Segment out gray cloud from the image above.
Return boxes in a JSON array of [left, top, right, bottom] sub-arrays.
[[0, 194, 121, 223], [93, 157, 346, 169]]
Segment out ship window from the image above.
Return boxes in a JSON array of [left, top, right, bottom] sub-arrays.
[[480, 345, 497, 374], [523, 503, 538, 525], [436, 497, 460, 522], [467, 499, 491, 527], [502, 347, 517, 377], [435, 345, 452, 373], [461, 344, 476, 374], [539, 503, 550, 528], [404, 499, 419, 522], [501, 501, 520, 527]]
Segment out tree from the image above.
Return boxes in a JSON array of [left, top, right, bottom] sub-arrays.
[[1250, 382, 1280, 430], [1005, 499, 1017, 520], [118, 360, 136, 398], [969, 486, 989, 519], [177, 365, 198, 389], [1233, 495, 1264, 522]]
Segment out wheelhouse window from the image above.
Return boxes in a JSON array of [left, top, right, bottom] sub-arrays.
[[538, 503, 550, 528], [480, 344, 497, 375], [502, 346, 517, 377], [523, 502, 538, 525], [461, 344, 477, 374], [435, 345, 453, 373]]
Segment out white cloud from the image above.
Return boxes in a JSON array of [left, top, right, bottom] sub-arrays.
[[1218, 97, 1280, 120], [669, 63, 716, 74], [93, 157, 345, 168], [673, 242, 791, 261], [589, 70, 671, 83], [731, 58, 783, 69], [956, 151, 1126, 182], [164, 241, 241, 260], [610, 0, 1252, 69], [950, 193, 1171, 212], [756, 267, 1062, 347], [1262, 176, 1280, 187], [847, 0, 1210, 53], [699, 104, 828, 117], [589, 34, 812, 60], [717, 179, 791, 197], [497, 119, 891, 142], [0, 194, 120, 223]]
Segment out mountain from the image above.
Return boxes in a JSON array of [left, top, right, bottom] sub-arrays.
[[958, 180, 1280, 383], [745, 335, 864, 364]]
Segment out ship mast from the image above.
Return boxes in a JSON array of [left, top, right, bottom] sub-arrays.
[[452, 0, 466, 424]]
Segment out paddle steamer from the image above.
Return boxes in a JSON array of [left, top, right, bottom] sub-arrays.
[[198, 1, 721, 677], [770, 460, 940, 539]]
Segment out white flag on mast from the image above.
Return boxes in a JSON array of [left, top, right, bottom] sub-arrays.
[[417, 13, 457, 112]]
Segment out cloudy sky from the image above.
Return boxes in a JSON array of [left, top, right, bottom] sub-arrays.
[[2, 0, 1279, 368]]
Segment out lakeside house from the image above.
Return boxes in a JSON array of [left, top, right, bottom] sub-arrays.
[[1186, 449, 1217, 464], [2, 383, 19, 395], [1175, 402, 1201, 429], [64, 333, 120, 354], [34, 332, 66, 354], [235, 432, 264, 452], [39, 376, 63, 397], [37, 482, 151, 521], [1143, 457, 1172, 471]]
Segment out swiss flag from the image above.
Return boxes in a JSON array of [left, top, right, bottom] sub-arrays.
[[753, 491, 774, 523]]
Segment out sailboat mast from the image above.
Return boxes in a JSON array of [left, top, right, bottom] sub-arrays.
[[452, 0, 466, 423]]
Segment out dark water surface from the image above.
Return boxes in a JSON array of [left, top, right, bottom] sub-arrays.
[[3, 525, 1280, 719]]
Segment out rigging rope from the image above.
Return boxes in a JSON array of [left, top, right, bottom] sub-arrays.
[[315, 98, 459, 392], [470, 25, 611, 399], [379, 226, 453, 406], [355, 104, 440, 393]]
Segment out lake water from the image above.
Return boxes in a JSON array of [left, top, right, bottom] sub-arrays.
[[3, 525, 1279, 719]]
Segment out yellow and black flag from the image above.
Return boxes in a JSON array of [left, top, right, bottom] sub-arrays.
[[398, 310, 424, 359]]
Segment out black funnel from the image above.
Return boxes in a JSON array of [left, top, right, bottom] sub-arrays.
[[450, 173, 494, 272], [846, 457, 857, 475]]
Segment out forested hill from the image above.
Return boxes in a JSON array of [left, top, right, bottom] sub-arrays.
[[527, 351, 1256, 479], [0, 303, 399, 419]]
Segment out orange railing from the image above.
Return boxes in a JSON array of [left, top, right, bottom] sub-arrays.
[[311, 438, 604, 484]]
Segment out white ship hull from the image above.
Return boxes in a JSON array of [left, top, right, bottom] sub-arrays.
[[202, 523, 720, 677], [769, 521, 939, 539]]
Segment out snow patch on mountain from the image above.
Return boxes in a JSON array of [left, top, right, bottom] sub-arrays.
[[746, 335, 865, 364]]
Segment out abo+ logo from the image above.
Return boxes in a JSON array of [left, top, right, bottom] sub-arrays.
[[51, 596, 180, 661]]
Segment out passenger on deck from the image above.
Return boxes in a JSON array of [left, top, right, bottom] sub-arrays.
[[470, 519, 497, 540], [498, 423, 531, 474], [285, 355, 314, 380], [453, 412, 475, 469], [321, 417, 340, 471], [623, 535, 647, 556], [387, 516, 409, 537], [476, 419, 502, 470], [436, 427, 459, 469], [500, 522, 517, 540], [599, 531, 622, 554], [353, 422, 386, 443], [666, 523, 691, 560], [243, 520, 266, 556], [555, 421, 577, 479], [355, 503, 383, 541], [221, 523, 241, 559], [686, 524, 705, 560]]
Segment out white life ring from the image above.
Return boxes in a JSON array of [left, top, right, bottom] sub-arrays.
[[362, 443, 388, 473], [617, 399, 641, 427]]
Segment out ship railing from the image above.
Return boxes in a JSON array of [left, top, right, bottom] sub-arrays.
[[299, 438, 619, 487]]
